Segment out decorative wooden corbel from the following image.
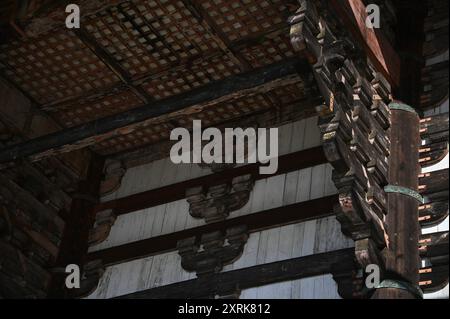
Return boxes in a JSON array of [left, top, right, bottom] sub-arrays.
[[100, 160, 125, 197], [290, 0, 392, 290], [177, 225, 248, 276], [88, 209, 116, 246], [74, 259, 105, 298], [186, 174, 254, 223]]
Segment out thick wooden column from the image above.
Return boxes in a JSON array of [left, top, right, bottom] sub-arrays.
[[372, 106, 421, 299], [48, 153, 104, 298], [372, 0, 426, 299]]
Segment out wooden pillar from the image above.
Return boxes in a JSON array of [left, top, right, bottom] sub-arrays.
[[372, 105, 421, 299], [48, 153, 104, 298], [372, 0, 426, 299]]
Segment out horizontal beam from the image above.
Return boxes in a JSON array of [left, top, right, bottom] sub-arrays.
[[0, 58, 311, 164], [88, 195, 337, 266], [116, 248, 354, 299], [96, 146, 327, 216]]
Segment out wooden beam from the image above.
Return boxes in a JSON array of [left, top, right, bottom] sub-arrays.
[[329, 0, 401, 87], [96, 146, 327, 216], [115, 248, 355, 299], [88, 195, 337, 266], [0, 58, 310, 165], [48, 153, 104, 298]]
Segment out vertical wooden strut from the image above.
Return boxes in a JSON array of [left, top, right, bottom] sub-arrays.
[[48, 153, 104, 298], [372, 105, 421, 299]]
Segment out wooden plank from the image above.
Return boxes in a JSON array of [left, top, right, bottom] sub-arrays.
[[0, 58, 311, 164], [282, 171, 300, 206], [95, 146, 327, 216], [295, 166, 313, 203], [116, 248, 355, 299], [263, 175, 285, 210], [289, 118, 307, 153], [87, 195, 337, 266]]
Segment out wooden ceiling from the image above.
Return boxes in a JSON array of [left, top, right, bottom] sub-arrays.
[[0, 0, 318, 158]]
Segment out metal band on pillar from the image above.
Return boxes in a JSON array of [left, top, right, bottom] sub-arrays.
[[384, 185, 424, 204]]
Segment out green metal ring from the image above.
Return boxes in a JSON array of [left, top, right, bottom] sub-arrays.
[[375, 279, 424, 299], [384, 185, 424, 204], [388, 102, 418, 115]]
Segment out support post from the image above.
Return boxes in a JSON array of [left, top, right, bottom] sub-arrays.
[[48, 153, 104, 298], [372, 105, 421, 299]]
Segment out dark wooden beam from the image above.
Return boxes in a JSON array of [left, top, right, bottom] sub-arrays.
[[0, 58, 310, 165], [88, 195, 337, 267], [48, 153, 104, 298], [115, 248, 355, 299], [96, 146, 327, 216]]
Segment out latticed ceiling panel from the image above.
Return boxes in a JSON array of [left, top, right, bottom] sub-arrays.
[[84, 0, 222, 79], [0, 0, 309, 156], [141, 54, 241, 100], [198, 0, 295, 42], [237, 33, 295, 68], [0, 30, 121, 105]]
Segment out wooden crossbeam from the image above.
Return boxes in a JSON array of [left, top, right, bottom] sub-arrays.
[[115, 248, 354, 299], [88, 195, 337, 267], [0, 58, 311, 165], [96, 146, 327, 216]]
